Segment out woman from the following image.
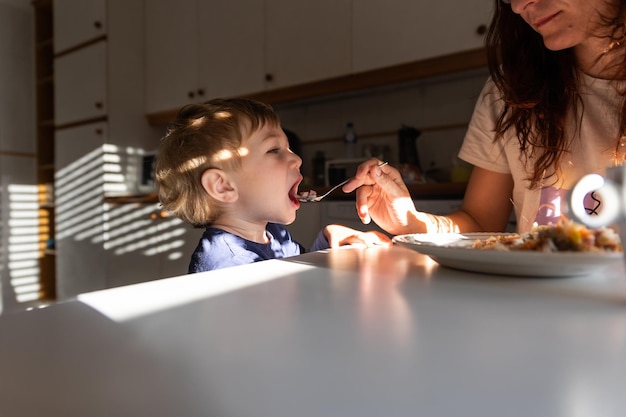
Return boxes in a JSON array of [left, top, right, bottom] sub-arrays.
[[343, 0, 626, 235]]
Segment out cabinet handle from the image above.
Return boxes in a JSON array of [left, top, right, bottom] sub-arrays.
[[476, 24, 487, 36], [265, 73, 274, 82], [188, 91, 195, 99], [95, 101, 103, 109], [95, 128, 103, 135], [94, 21, 102, 30], [197, 88, 205, 97]]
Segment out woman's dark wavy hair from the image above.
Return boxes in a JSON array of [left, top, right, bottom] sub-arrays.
[[486, 0, 626, 188]]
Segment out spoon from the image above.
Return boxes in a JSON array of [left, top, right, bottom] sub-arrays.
[[298, 161, 388, 202]]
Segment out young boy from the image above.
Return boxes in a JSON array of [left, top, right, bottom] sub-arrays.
[[154, 98, 390, 273]]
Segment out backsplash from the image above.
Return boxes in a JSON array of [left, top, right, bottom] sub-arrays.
[[274, 67, 489, 184]]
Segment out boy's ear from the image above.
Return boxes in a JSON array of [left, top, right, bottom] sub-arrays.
[[201, 169, 238, 203]]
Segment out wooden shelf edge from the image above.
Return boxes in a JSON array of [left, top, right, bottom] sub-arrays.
[[55, 115, 107, 131], [0, 150, 36, 158], [54, 35, 107, 59], [104, 193, 159, 204], [146, 48, 488, 127]]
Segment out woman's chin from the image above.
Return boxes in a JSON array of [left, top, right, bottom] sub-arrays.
[[541, 34, 581, 52]]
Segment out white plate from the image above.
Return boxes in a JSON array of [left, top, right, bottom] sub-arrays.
[[393, 233, 623, 277]]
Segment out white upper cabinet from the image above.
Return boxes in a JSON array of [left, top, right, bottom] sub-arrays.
[[197, 0, 265, 100], [352, 0, 492, 72], [145, 0, 491, 116], [145, 0, 350, 115], [144, 0, 199, 115], [55, 42, 106, 126], [54, 0, 106, 53], [264, 0, 351, 89], [145, 0, 265, 115]]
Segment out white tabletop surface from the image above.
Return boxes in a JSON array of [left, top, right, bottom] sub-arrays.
[[1, 245, 626, 417]]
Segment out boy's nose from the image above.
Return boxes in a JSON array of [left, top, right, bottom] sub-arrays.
[[293, 153, 302, 169]]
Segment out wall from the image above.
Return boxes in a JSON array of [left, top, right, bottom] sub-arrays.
[[275, 67, 489, 184], [0, 0, 37, 314]]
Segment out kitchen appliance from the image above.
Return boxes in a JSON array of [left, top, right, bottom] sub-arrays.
[[136, 151, 157, 194], [324, 158, 368, 186]]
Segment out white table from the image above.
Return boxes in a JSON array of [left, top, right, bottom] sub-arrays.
[[1, 246, 626, 417]]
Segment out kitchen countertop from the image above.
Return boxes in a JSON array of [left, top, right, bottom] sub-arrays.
[[1, 245, 625, 416], [104, 181, 467, 204]]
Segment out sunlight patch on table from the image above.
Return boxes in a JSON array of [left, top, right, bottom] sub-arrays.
[[78, 260, 315, 322]]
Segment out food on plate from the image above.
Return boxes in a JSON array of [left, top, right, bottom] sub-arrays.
[[472, 222, 622, 253]]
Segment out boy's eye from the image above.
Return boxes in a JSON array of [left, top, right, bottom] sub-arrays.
[[267, 147, 280, 154]]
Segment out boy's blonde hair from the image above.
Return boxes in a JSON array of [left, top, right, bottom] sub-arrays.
[[154, 98, 280, 226]]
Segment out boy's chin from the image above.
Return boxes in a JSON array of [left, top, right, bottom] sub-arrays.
[[281, 213, 298, 225]]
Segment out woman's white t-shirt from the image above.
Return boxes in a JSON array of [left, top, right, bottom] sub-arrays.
[[459, 74, 623, 233]]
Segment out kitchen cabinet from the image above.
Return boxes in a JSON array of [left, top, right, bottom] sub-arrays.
[[144, 0, 265, 115], [156, 217, 203, 279], [54, 42, 106, 126], [54, 123, 108, 298], [104, 206, 200, 288], [145, 0, 349, 115], [352, 0, 492, 72], [144, 0, 199, 115], [53, 125, 198, 296], [264, 0, 351, 89], [54, 0, 106, 53], [53, 0, 162, 299], [145, 1, 490, 125], [54, 0, 154, 143]]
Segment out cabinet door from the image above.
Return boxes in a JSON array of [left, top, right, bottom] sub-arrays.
[[157, 217, 203, 279], [54, 42, 106, 126], [265, 0, 351, 89], [144, 0, 200, 115], [55, 123, 107, 299], [54, 0, 106, 53], [353, 0, 492, 72], [197, 0, 265, 100]]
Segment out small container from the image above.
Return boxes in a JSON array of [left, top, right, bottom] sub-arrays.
[[450, 157, 472, 183]]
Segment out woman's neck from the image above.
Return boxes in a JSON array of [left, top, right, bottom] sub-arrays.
[[575, 27, 626, 79]]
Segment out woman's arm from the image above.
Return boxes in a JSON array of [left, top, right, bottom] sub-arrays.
[[343, 159, 514, 234], [443, 166, 514, 233]]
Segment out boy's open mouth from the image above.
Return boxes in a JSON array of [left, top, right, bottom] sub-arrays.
[[289, 179, 302, 205]]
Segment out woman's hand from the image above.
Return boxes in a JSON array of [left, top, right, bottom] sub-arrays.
[[323, 224, 391, 248], [342, 159, 418, 235]]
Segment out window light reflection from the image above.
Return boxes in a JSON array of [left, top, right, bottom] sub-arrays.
[[4, 184, 41, 307], [79, 260, 315, 322], [53, 143, 201, 294], [0, 143, 219, 311]]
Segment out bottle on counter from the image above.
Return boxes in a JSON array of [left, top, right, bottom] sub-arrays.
[[343, 122, 358, 159]]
